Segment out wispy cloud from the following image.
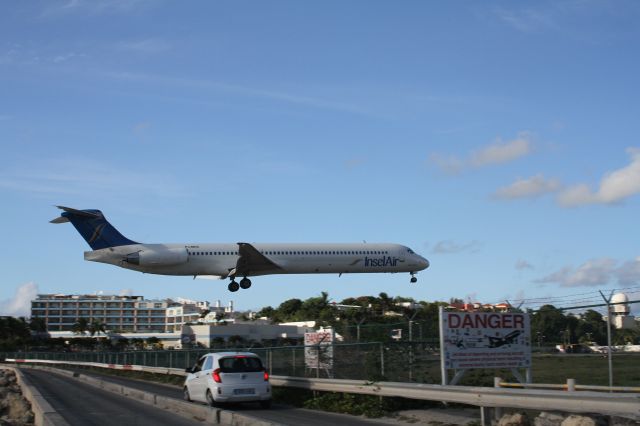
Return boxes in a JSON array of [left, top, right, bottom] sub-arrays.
[[116, 38, 172, 54], [0, 282, 38, 317], [617, 257, 640, 286], [0, 157, 188, 200], [494, 6, 557, 33], [535, 258, 616, 287], [534, 257, 640, 287], [102, 71, 377, 117], [431, 240, 482, 254], [40, 0, 150, 18], [493, 174, 561, 200], [516, 259, 534, 270], [429, 132, 533, 174], [1, 42, 86, 66], [557, 147, 640, 207]]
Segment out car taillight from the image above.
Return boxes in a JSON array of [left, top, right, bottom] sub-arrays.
[[264, 370, 269, 381], [212, 368, 222, 383]]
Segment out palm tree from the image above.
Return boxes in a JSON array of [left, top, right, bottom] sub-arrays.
[[29, 317, 47, 333], [72, 318, 89, 335], [88, 319, 107, 337]]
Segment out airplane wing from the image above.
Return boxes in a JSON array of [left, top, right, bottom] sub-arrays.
[[232, 242, 283, 277]]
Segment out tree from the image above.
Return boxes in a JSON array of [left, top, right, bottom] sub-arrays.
[[531, 305, 567, 345], [29, 317, 47, 333], [146, 336, 161, 349], [576, 310, 607, 345], [0, 317, 31, 350], [72, 318, 89, 335], [277, 299, 303, 321], [228, 335, 245, 347], [613, 328, 640, 345], [88, 319, 107, 337]]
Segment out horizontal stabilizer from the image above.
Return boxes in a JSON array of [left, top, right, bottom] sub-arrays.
[[50, 216, 70, 224], [56, 206, 101, 218]]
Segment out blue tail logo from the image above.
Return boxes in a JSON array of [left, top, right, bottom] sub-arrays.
[[51, 206, 138, 250]]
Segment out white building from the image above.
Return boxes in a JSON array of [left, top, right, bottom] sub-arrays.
[[31, 294, 168, 333], [166, 304, 201, 333], [179, 322, 312, 348], [608, 293, 637, 330]]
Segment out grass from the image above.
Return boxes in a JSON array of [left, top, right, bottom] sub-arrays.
[[455, 353, 640, 387]]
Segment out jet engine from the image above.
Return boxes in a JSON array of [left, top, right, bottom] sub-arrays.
[[124, 247, 188, 266]]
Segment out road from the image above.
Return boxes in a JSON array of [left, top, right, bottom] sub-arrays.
[[21, 368, 201, 426], [23, 367, 395, 426]]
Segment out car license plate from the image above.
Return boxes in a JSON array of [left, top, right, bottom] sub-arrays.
[[233, 388, 255, 395]]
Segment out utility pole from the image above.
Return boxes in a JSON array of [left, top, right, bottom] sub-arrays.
[[403, 309, 419, 381], [599, 290, 614, 391], [356, 317, 366, 342]]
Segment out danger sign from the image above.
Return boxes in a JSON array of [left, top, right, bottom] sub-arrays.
[[440, 311, 531, 370]]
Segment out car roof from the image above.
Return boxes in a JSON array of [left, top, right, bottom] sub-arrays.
[[207, 351, 260, 358]]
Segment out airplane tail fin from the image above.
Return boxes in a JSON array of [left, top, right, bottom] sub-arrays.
[[50, 206, 138, 250]]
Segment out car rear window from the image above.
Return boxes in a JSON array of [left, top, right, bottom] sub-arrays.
[[219, 356, 264, 373]]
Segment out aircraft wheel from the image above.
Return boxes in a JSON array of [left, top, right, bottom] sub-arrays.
[[410, 276, 417, 284], [228, 281, 240, 292], [240, 278, 252, 289]]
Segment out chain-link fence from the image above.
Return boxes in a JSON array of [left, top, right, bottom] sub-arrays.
[[1, 341, 442, 382], [3, 342, 639, 386]]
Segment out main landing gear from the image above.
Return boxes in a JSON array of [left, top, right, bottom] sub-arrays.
[[228, 277, 252, 292], [410, 272, 418, 284]]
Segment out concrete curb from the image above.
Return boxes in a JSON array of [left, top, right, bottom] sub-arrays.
[[1, 366, 70, 426], [20, 365, 280, 426]]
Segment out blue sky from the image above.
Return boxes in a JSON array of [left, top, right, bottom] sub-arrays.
[[1, 0, 639, 316]]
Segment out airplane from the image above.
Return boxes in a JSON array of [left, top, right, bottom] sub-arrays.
[[485, 330, 522, 348], [51, 206, 430, 292]]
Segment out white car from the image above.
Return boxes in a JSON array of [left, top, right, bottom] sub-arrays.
[[183, 352, 271, 408]]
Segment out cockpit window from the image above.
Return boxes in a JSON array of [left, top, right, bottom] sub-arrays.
[[407, 248, 415, 254]]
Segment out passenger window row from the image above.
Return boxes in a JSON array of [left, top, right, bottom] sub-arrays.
[[189, 250, 389, 256]]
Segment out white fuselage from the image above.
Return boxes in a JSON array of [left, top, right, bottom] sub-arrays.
[[85, 242, 429, 278]]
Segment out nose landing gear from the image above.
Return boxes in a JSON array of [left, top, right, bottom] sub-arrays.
[[410, 272, 418, 284]]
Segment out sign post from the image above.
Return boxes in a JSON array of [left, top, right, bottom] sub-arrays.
[[304, 330, 335, 378]]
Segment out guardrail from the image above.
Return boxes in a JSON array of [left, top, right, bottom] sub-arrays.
[[9, 362, 277, 426], [5, 358, 639, 420]]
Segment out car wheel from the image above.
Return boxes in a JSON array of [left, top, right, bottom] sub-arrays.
[[259, 399, 272, 409], [183, 387, 191, 402], [206, 389, 217, 407]]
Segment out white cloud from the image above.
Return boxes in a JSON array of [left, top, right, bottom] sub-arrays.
[[535, 256, 640, 288], [535, 258, 616, 287], [557, 147, 640, 207], [617, 257, 640, 286], [494, 174, 561, 199], [470, 134, 532, 167], [0, 282, 38, 317], [515, 259, 534, 270], [432, 240, 482, 254], [430, 132, 532, 174]]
